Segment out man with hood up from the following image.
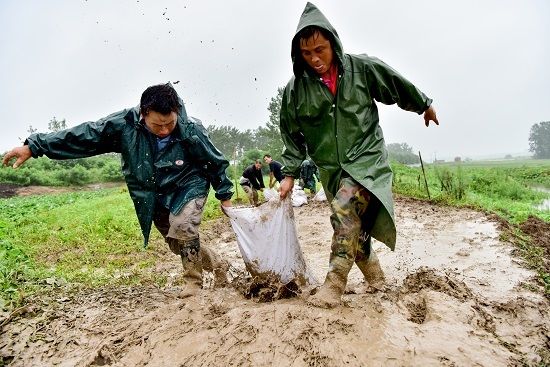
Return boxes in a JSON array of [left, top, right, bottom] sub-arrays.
[[279, 3, 439, 308], [2, 83, 234, 298]]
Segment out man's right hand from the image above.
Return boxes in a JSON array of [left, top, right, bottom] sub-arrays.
[[2, 146, 32, 168], [279, 177, 295, 199]]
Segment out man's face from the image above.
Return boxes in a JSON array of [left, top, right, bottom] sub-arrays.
[[143, 111, 178, 138], [255, 162, 262, 170], [264, 156, 272, 164], [299, 31, 334, 76]]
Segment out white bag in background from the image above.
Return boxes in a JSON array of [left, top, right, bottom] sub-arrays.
[[223, 198, 316, 285], [313, 187, 327, 202], [263, 187, 278, 201], [291, 186, 308, 207]]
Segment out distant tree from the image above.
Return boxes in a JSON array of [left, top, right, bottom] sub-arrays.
[[27, 125, 37, 134], [255, 87, 284, 160], [48, 117, 67, 132], [239, 148, 268, 176], [206, 125, 254, 157], [529, 121, 550, 159], [386, 143, 420, 164]]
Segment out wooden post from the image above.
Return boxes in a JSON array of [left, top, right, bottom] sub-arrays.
[[233, 146, 240, 201], [419, 151, 431, 200]]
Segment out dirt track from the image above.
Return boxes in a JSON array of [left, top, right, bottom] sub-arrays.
[[1, 195, 549, 366]]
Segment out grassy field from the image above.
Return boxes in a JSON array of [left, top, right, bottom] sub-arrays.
[[1, 161, 549, 309], [0, 186, 232, 310], [392, 159, 550, 223]]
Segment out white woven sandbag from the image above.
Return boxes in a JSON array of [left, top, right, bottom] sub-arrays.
[[313, 187, 327, 201], [223, 198, 316, 285], [291, 187, 308, 207]]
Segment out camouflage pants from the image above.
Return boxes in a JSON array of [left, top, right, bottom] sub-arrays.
[[329, 177, 380, 273], [300, 177, 316, 193], [241, 184, 259, 206], [153, 197, 206, 256]]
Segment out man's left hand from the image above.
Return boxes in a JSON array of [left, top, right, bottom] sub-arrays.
[[423, 105, 439, 127]]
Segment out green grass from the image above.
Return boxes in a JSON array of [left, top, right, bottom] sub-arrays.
[[392, 161, 550, 223], [0, 186, 231, 310], [2, 163, 548, 309]]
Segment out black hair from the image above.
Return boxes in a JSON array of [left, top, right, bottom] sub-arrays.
[[263, 154, 272, 159], [140, 83, 182, 116], [295, 25, 334, 52], [297, 26, 332, 44]]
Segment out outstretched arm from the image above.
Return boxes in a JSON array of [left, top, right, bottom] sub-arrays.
[[2, 145, 32, 168], [423, 105, 439, 127]]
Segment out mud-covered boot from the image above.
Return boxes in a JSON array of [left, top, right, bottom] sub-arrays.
[[355, 249, 386, 291], [180, 240, 203, 298], [201, 245, 229, 288], [307, 263, 349, 309]]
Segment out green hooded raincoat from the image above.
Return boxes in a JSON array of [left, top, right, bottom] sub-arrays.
[[280, 2, 432, 250], [26, 102, 233, 246]]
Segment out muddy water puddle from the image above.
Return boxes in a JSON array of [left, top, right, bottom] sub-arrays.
[[1, 198, 549, 366], [378, 214, 534, 301], [531, 186, 550, 211]]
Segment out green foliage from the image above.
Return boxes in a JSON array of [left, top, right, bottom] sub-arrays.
[[59, 164, 91, 185], [0, 239, 33, 310], [0, 186, 230, 309], [529, 121, 550, 159], [239, 149, 269, 175], [434, 165, 465, 200], [0, 154, 124, 186], [48, 117, 67, 132], [255, 87, 285, 159], [392, 161, 550, 223], [206, 125, 255, 158], [387, 142, 420, 165]]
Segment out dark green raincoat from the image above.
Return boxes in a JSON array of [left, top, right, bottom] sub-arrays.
[[26, 102, 233, 246], [280, 2, 432, 250]]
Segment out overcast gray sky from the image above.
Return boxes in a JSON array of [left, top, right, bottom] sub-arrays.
[[1, 0, 549, 161]]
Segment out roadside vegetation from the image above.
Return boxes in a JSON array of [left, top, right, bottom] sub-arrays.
[[1, 156, 548, 310]]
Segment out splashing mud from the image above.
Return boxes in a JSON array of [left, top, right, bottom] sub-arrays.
[[1, 197, 549, 366]]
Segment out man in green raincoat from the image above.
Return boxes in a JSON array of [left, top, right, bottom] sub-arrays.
[[2, 83, 234, 298], [279, 3, 439, 308]]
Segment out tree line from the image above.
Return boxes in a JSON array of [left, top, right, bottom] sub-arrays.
[[7, 88, 547, 188]]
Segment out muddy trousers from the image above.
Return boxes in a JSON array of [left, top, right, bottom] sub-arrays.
[[153, 197, 227, 286], [327, 177, 381, 286], [241, 184, 259, 206]]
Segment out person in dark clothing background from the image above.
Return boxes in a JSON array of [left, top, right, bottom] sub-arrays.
[[263, 154, 284, 189], [299, 158, 320, 194], [240, 160, 265, 206]]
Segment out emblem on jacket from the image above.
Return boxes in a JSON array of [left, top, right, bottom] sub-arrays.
[[175, 160, 184, 166]]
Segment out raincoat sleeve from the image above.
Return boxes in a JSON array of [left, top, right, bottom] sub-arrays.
[[365, 57, 432, 114], [26, 110, 127, 159], [280, 85, 307, 177], [187, 121, 233, 201]]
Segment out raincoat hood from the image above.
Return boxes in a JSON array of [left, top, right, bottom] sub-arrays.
[[291, 2, 345, 77]]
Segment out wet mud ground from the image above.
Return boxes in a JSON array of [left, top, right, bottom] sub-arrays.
[[1, 188, 549, 366]]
